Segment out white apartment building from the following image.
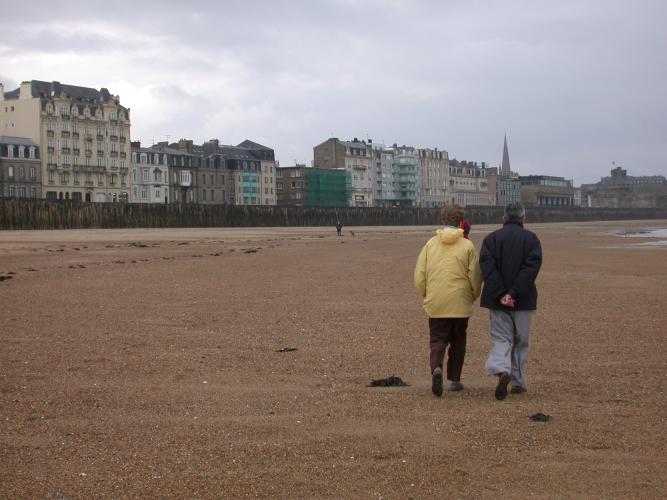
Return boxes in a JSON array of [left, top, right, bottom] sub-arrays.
[[0, 80, 131, 202]]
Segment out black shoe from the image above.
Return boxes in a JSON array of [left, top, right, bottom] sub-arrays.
[[450, 381, 464, 392], [432, 371, 443, 397], [510, 385, 526, 394], [495, 373, 511, 400]]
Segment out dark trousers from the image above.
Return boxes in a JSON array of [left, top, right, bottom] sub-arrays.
[[429, 317, 469, 381]]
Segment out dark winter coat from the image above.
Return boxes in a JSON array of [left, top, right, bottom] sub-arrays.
[[479, 221, 542, 311]]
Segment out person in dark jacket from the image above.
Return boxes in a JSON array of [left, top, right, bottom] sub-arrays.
[[479, 202, 542, 400]]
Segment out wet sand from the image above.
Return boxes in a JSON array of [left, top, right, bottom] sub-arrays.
[[1, 220, 665, 498]]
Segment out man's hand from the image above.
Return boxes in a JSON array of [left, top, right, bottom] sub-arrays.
[[500, 294, 516, 308]]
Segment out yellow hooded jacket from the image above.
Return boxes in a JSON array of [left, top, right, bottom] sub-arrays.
[[414, 226, 482, 318]]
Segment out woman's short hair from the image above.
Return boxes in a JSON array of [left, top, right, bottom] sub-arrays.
[[441, 204, 465, 227]]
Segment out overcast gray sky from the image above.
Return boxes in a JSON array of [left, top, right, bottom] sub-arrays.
[[2, 0, 665, 184]]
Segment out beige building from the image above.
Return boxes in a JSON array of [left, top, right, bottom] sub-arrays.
[[445, 159, 494, 206], [419, 147, 450, 208], [1, 80, 131, 202]]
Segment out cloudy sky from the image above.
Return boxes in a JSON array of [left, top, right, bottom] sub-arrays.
[[2, 0, 664, 184]]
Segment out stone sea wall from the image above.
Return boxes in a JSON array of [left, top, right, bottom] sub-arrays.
[[1, 199, 666, 230]]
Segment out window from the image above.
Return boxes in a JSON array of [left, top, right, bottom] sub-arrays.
[[31, 186, 37, 198], [154, 170, 161, 182], [202, 190, 207, 201], [8, 185, 15, 197], [143, 169, 149, 182], [19, 166, 25, 178], [155, 188, 161, 199], [8, 166, 14, 178], [19, 186, 26, 198], [210, 190, 214, 201]]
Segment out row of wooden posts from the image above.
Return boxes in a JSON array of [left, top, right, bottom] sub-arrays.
[[0, 199, 665, 230]]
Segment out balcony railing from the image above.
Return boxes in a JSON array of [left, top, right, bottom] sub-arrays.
[[73, 148, 80, 155], [109, 135, 118, 141], [119, 152, 126, 159], [97, 150, 104, 155], [47, 130, 54, 137], [110, 151, 118, 158], [96, 134, 104, 141], [72, 132, 79, 139], [85, 134, 93, 141], [47, 146, 54, 153], [61, 131, 70, 138], [85, 181, 94, 186], [61, 148, 71, 154], [120, 136, 126, 142], [85, 150, 92, 157]]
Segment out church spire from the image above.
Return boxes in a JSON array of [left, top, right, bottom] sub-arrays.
[[501, 134, 510, 176]]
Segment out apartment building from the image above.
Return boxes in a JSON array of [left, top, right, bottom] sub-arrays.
[[313, 137, 373, 207], [445, 159, 493, 206], [130, 142, 170, 203], [0, 136, 41, 199], [0, 80, 130, 202], [392, 145, 421, 207], [418, 147, 449, 208]]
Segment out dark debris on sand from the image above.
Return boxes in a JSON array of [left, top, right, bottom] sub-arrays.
[[368, 376, 409, 387]]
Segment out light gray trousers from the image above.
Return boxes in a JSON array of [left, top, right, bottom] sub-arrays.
[[485, 309, 534, 388]]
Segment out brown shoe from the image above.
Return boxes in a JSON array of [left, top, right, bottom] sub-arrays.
[[510, 386, 527, 394], [495, 373, 511, 400]]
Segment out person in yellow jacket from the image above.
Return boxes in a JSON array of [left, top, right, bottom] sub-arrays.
[[414, 204, 482, 397]]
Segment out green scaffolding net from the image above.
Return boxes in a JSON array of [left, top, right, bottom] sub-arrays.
[[304, 169, 351, 207]]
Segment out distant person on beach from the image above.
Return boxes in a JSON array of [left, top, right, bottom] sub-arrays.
[[479, 202, 542, 400], [414, 204, 482, 397], [336, 221, 343, 236], [459, 218, 471, 239]]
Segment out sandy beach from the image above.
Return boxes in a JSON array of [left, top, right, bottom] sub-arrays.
[[1, 220, 665, 498]]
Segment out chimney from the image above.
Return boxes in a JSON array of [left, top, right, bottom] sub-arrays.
[[20, 81, 33, 100], [0, 83, 4, 101]]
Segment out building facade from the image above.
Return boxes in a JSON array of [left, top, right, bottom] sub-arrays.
[[277, 165, 350, 206], [519, 175, 574, 206], [130, 142, 170, 203], [445, 159, 493, 206], [580, 166, 667, 208], [1, 80, 131, 202], [486, 167, 521, 206], [313, 137, 373, 207], [418, 147, 449, 208], [0, 136, 41, 199]]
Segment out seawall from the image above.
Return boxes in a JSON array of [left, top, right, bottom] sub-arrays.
[[1, 199, 666, 230]]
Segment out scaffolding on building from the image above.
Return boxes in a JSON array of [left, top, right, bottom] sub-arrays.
[[305, 169, 352, 207]]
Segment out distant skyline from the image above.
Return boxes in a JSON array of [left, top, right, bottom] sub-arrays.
[[2, 0, 665, 184]]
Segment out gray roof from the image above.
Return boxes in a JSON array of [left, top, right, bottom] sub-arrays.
[[0, 135, 38, 146], [4, 80, 128, 113]]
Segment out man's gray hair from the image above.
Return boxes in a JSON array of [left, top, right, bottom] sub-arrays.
[[505, 202, 526, 221]]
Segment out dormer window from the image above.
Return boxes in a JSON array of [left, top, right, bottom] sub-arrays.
[[84, 107, 91, 118], [96, 109, 102, 119], [29, 147, 36, 159], [46, 103, 54, 114], [18, 146, 25, 158]]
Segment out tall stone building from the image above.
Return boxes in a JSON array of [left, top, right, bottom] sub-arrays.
[[313, 137, 373, 207], [0, 80, 131, 202], [0, 136, 41, 199], [419, 147, 449, 208], [130, 142, 170, 203], [445, 159, 493, 206]]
